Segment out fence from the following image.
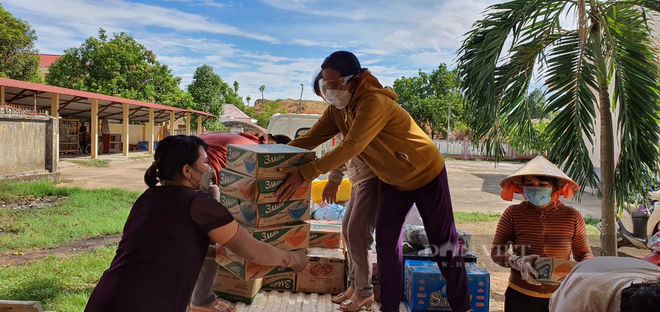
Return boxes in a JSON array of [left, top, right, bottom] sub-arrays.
[[433, 139, 538, 160], [0, 104, 60, 182]]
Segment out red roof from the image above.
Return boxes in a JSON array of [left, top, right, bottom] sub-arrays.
[[0, 77, 216, 123], [223, 104, 251, 120], [39, 54, 61, 67]]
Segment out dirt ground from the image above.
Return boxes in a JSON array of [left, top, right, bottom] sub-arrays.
[[15, 155, 643, 311]]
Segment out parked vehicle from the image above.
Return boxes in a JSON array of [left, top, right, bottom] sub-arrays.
[[643, 231, 660, 266], [266, 113, 335, 158], [598, 188, 660, 251]]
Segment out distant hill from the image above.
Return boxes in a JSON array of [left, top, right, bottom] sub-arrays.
[[253, 98, 327, 114]]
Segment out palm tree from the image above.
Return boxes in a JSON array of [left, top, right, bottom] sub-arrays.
[[299, 83, 305, 112], [456, 0, 660, 256], [259, 85, 265, 106], [246, 95, 251, 107], [233, 81, 239, 94]]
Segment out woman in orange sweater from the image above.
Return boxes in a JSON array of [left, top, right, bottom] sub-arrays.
[[491, 156, 594, 312]]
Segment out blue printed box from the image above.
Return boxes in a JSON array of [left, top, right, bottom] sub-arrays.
[[404, 260, 490, 312]]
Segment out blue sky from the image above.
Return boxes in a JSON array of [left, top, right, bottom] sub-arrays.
[[3, 0, 500, 104]]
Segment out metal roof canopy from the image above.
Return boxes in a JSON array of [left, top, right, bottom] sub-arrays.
[[0, 77, 216, 123]]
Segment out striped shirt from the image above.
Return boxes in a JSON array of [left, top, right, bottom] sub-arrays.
[[491, 201, 594, 298]]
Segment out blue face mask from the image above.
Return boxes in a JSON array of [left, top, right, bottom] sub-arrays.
[[523, 186, 552, 207]]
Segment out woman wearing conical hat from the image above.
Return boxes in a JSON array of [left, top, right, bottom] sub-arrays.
[[491, 156, 594, 312]]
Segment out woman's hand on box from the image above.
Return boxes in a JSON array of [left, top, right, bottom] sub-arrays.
[[276, 167, 304, 202]]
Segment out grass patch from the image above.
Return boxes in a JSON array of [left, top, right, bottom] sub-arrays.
[[0, 245, 116, 312], [129, 155, 152, 161], [454, 211, 502, 223], [584, 216, 601, 244], [0, 181, 139, 254], [68, 159, 110, 167]]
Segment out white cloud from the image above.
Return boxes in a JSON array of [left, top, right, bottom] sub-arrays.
[[3, 0, 511, 103], [3, 0, 279, 43]]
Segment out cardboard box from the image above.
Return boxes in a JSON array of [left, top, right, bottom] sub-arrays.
[[242, 222, 310, 250], [226, 144, 315, 178], [219, 168, 311, 204], [262, 271, 297, 292], [295, 247, 346, 294], [404, 260, 490, 312], [308, 220, 343, 248], [213, 267, 263, 304], [225, 196, 311, 227], [216, 245, 295, 281], [533, 257, 577, 285]]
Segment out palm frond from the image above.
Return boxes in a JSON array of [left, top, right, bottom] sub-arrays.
[[456, 0, 568, 160], [606, 5, 660, 208], [543, 31, 600, 196]]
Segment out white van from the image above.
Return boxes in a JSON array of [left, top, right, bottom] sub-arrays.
[[266, 113, 335, 158]]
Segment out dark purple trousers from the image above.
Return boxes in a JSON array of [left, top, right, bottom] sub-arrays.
[[375, 168, 471, 312]]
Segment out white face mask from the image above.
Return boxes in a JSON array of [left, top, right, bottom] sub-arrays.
[[198, 167, 214, 192], [324, 89, 352, 109]]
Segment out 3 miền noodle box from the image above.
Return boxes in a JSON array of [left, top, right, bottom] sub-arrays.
[[308, 220, 342, 248], [226, 144, 315, 178], [218, 168, 311, 204], [215, 245, 295, 281], [533, 257, 577, 285], [241, 222, 310, 250], [262, 271, 297, 292], [213, 267, 263, 304]]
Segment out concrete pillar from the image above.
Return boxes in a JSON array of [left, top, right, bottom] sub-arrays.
[[45, 116, 58, 173], [91, 99, 99, 159], [197, 115, 203, 135], [148, 108, 155, 153], [169, 111, 175, 137], [185, 113, 191, 135], [123, 103, 129, 156], [51, 93, 60, 161]]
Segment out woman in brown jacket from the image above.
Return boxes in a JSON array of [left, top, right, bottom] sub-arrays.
[[492, 156, 594, 312]]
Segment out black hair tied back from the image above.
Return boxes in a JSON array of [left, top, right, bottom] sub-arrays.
[[143, 135, 208, 188]]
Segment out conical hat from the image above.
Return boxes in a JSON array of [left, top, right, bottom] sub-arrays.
[[500, 156, 580, 193]]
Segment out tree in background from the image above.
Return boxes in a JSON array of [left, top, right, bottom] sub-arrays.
[[0, 4, 43, 83], [233, 81, 239, 94], [243, 99, 286, 128], [246, 95, 251, 106], [393, 64, 465, 139], [527, 88, 547, 119], [46, 29, 192, 109], [506, 89, 553, 155], [187, 65, 227, 131], [259, 85, 265, 105], [456, 0, 660, 255]]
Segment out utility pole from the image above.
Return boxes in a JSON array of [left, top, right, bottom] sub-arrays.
[[299, 83, 304, 112]]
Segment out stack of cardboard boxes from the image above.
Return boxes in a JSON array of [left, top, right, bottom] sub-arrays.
[[292, 220, 345, 294], [213, 144, 314, 303], [212, 144, 349, 303]]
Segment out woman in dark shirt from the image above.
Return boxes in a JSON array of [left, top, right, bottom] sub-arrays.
[[85, 135, 309, 312]]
